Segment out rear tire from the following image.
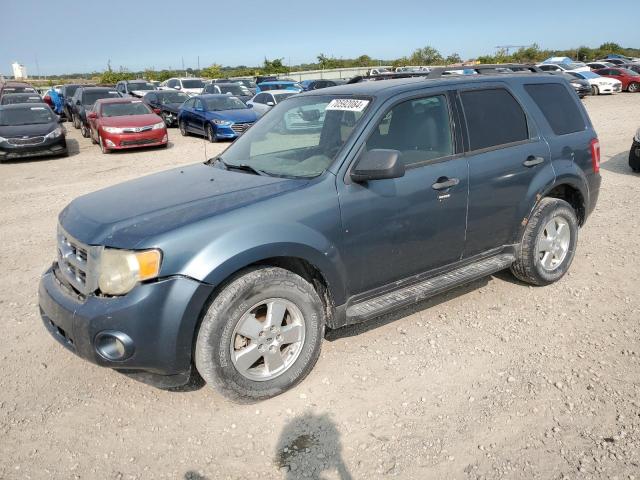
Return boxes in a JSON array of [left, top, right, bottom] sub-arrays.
[[628, 82, 639, 93], [80, 123, 89, 138], [72, 114, 80, 129], [511, 198, 578, 286], [195, 267, 325, 403]]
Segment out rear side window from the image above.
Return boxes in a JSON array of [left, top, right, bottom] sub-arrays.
[[460, 88, 529, 151], [525, 83, 586, 136]]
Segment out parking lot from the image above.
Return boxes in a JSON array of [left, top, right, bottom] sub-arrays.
[[0, 93, 639, 479]]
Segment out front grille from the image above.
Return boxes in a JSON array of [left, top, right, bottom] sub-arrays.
[[8, 136, 45, 146], [122, 126, 153, 133], [231, 122, 253, 134], [121, 138, 157, 146], [57, 225, 100, 295]]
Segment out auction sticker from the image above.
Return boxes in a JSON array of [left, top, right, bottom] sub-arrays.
[[326, 99, 369, 112]]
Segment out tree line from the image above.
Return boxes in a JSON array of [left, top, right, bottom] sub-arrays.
[[39, 42, 640, 84]]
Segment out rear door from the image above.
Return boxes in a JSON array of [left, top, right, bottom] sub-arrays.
[[459, 85, 552, 258], [337, 91, 469, 295]]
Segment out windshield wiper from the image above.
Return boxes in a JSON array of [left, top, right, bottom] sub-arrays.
[[207, 156, 268, 176]]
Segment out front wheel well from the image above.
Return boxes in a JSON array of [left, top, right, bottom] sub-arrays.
[[544, 184, 585, 226]]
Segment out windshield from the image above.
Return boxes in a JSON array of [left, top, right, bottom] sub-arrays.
[[218, 95, 370, 178], [274, 92, 295, 103], [181, 79, 204, 89], [159, 91, 189, 104], [260, 83, 301, 91], [128, 82, 155, 91], [101, 102, 151, 117], [203, 96, 247, 111], [238, 79, 257, 89], [0, 106, 55, 126], [1, 94, 43, 105], [218, 84, 250, 96], [83, 90, 120, 106]]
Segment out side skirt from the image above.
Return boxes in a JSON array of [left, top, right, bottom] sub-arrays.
[[335, 252, 515, 327]]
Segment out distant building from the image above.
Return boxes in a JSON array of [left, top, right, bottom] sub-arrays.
[[12, 62, 27, 79]]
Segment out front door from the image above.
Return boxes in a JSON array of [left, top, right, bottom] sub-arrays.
[[337, 92, 469, 295]]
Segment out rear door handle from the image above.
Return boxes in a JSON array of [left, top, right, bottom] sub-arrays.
[[523, 155, 545, 167], [432, 177, 460, 190]]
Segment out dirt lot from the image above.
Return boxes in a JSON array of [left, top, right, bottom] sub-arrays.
[[1, 94, 639, 480]]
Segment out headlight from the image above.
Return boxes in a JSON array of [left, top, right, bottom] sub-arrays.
[[212, 119, 232, 126], [45, 127, 63, 139], [635, 128, 640, 143], [98, 248, 162, 296], [0, 135, 7, 143], [103, 126, 124, 134], [570, 82, 580, 88], [151, 121, 165, 130]]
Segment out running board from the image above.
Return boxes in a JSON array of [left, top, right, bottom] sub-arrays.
[[346, 254, 515, 322]]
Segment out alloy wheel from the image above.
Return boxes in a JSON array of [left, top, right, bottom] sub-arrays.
[[537, 216, 571, 271], [230, 298, 305, 381]]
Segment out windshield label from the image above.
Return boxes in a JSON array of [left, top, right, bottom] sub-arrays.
[[30, 107, 46, 110], [326, 99, 369, 112]]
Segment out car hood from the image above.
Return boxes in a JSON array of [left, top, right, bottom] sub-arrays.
[[0, 121, 56, 138], [59, 163, 307, 247], [99, 113, 162, 127], [206, 109, 257, 123]]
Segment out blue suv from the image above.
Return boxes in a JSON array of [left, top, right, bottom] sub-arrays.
[[178, 94, 257, 142], [39, 68, 601, 402]]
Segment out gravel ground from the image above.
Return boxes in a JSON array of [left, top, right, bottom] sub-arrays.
[[0, 94, 639, 480]]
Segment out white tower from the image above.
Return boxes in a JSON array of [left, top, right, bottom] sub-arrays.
[[11, 62, 27, 79]]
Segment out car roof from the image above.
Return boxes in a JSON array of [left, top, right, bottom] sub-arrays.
[[258, 81, 298, 85], [194, 94, 236, 99], [297, 73, 567, 99], [215, 83, 244, 87], [2, 92, 41, 97], [95, 97, 141, 104], [1, 81, 33, 87], [0, 102, 50, 110], [268, 90, 298, 96], [81, 86, 118, 92]]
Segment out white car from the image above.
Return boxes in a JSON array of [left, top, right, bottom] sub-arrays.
[[536, 62, 590, 73], [246, 90, 297, 117], [586, 62, 615, 70], [568, 71, 622, 95], [159, 77, 205, 96]]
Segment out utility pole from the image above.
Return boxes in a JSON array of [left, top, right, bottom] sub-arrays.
[[197, 56, 200, 71], [181, 56, 185, 76], [35, 53, 41, 80]]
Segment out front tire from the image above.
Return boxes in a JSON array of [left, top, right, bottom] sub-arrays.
[[99, 135, 111, 154], [206, 124, 217, 143], [195, 267, 325, 403], [591, 85, 599, 96], [179, 120, 188, 136], [72, 113, 80, 129], [511, 198, 578, 286], [80, 122, 89, 138]]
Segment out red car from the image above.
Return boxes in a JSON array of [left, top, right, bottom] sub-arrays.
[[88, 98, 168, 154], [593, 68, 640, 93]]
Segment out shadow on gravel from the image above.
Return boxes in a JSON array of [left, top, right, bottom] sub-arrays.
[[184, 472, 209, 479], [275, 412, 352, 479], [66, 138, 80, 156], [601, 150, 637, 175], [327, 276, 492, 341]]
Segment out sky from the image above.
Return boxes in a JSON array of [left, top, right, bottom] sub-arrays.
[[2, 0, 638, 76]]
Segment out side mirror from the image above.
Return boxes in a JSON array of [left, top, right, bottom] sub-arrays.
[[266, 101, 275, 107], [350, 149, 405, 182], [174, 86, 181, 90], [88, 112, 97, 119], [246, 103, 253, 108]]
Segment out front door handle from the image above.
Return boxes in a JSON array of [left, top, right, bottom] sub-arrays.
[[432, 177, 460, 191], [523, 155, 545, 167]]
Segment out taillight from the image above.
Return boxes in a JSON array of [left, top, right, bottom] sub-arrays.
[[590, 138, 600, 174]]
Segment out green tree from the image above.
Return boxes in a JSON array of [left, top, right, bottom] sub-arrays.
[[262, 58, 288, 74], [444, 53, 462, 65], [409, 46, 444, 66], [201, 64, 222, 78]]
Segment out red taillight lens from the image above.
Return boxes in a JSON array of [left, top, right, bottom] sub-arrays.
[[590, 138, 600, 174]]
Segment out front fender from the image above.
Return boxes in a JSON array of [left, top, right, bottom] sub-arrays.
[[178, 222, 348, 306]]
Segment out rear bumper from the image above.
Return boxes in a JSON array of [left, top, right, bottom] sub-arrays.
[[0, 137, 67, 160], [38, 265, 213, 387]]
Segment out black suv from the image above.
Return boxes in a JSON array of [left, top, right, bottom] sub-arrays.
[[70, 87, 121, 137], [39, 69, 601, 402], [59, 84, 84, 120]]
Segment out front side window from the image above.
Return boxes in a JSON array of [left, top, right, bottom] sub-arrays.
[[460, 88, 529, 151], [365, 95, 453, 167], [183, 98, 195, 109], [219, 95, 370, 178], [83, 90, 121, 106], [203, 96, 247, 111], [181, 79, 204, 89], [194, 99, 204, 110]]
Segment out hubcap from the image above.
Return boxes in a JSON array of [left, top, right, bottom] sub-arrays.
[[537, 216, 570, 271], [230, 298, 305, 381]]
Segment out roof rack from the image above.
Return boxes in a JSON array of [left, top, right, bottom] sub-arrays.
[[347, 64, 545, 84]]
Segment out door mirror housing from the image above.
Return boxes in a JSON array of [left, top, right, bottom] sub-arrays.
[[87, 112, 97, 120], [266, 101, 275, 107], [152, 108, 161, 114], [174, 85, 181, 90], [350, 149, 405, 182]]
